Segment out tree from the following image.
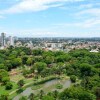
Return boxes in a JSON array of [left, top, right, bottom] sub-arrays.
[[4, 60, 12, 71], [33, 62, 47, 73], [22, 55, 28, 65], [20, 51, 25, 57], [80, 63, 92, 77], [95, 87, 100, 99], [59, 87, 96, 100], [42, 95, 55, 100], [0, 64, 6, 70], [39, 90, 44, 99], [28, 93, 34, 100], [5, 82, 13, 90], [32, 49, 43, 56], [70, 49, 88, 58], [2, 77, 10, 85], [45, 56, 54, 64], [70, 75, 76, 83], [26, 57, 33, 66], [81, 75, 100, 90], [19, 96, 27, 100], [17, 80, 24, 88], [0, 94, 8, 100], [40, 68, 51, 77], [11, 58, 22, 67], [52, 90, 59, 98], [22, 69, 30, 77], [0, 69, 9, 83]]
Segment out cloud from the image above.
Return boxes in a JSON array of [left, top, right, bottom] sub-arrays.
[[0, 0, 84, 14], [77, 8, 100, 16], [0, 15, 5, 19], [83, 19, 100, 28], [78, 4, 93, 9], [54, 18, 100, 29], [78, 2, 100, 9], [75, 5, 100, 27]]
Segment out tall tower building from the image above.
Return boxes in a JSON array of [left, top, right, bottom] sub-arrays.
[[9, 36, 14, 46], [1, 33, 6, 47]]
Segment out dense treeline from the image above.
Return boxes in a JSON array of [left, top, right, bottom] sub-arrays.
[[0, 47, 100, 100]]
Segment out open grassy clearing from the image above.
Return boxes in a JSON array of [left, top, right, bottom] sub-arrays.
[[10, 74, 25, 83]]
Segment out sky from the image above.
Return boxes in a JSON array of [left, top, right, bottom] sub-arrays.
[[0, 0, 100, 37]]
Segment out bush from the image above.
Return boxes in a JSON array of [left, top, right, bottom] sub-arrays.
[[0, 93, 8, 100], [34, 77, 59, 85], [42, 95, 55, 100], [17, 88, 24, 94], [70, 75, 76, 83], [2, 77, 10, 85], [59, 87, 96, 100], [5, 82, 13, 90], [17, 80, 24, 87], [19, 96, 27, 100], [55, 84, 63, 89]]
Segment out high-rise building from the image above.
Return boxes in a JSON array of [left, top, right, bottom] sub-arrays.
[[9, 36, 14, 46], [1, 33, 6, 47]]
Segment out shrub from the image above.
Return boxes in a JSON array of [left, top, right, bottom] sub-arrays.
[[17, 80, 24, 87], [55, 84, 63, 89], [5, 82, 13, 90], [2, 77, 10, 85], [0, 93, 8, 100], [70, 75, 76, 83], [19, 96, 27, 100]]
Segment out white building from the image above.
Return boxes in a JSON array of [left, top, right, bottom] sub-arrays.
[[1, 33, 6, 47], [9, 36, 14, 46]]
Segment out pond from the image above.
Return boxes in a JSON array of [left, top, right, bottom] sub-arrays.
[[13, 78, 71, 100]]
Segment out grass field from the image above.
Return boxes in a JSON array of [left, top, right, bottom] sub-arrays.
[[10, 74, 25, 83], [0, 82, 18, 95], [0, 67, 33, 97]]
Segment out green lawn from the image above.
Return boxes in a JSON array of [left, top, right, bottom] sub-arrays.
[[0, 68, 25, 97], [0, 82, 18, 95], [10, 74, 25, 83], [24, 78, 34, 84]]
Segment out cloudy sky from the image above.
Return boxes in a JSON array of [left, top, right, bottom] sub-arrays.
[[0, 0, 100, 37]]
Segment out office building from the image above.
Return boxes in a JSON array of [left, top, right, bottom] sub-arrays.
[[1, 33, 6, 47], [9, 36, 14, 46]]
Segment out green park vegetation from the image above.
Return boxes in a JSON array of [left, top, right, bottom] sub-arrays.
[[0, 47, 99, 100]]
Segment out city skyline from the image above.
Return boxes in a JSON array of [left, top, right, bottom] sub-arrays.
[[0, 0, 100, 37]]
